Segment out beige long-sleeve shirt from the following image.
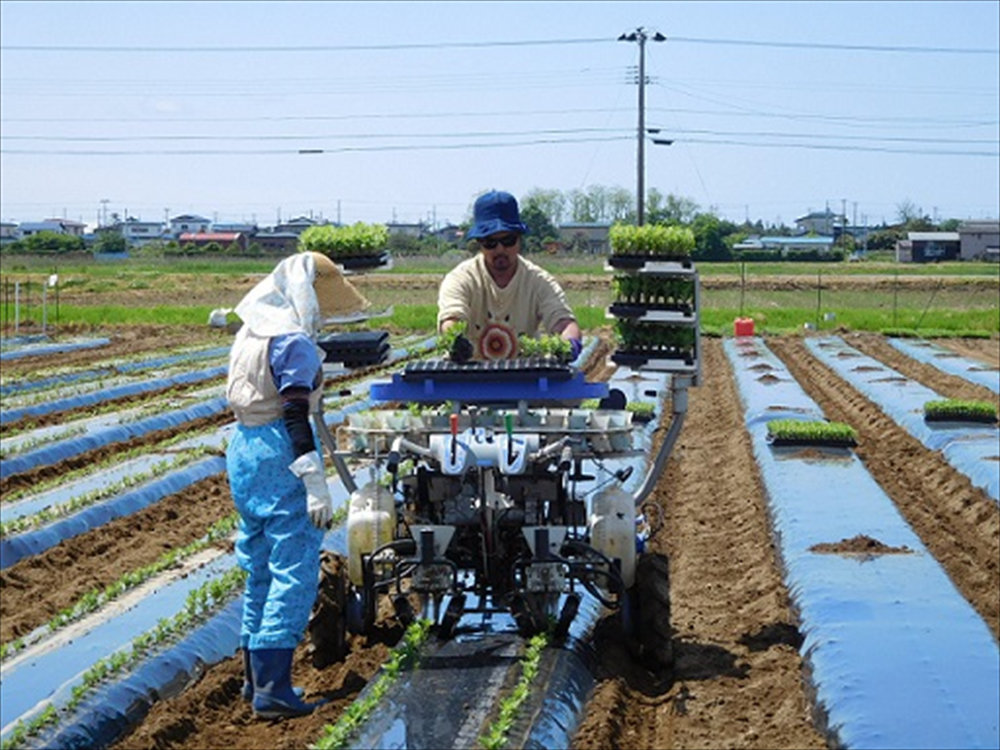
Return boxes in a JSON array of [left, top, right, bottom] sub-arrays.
[[436, 254, 575, 360]]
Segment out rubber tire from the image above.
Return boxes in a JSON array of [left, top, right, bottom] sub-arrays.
[[634, 552, 674, 670], [307, 550, 349, 669]]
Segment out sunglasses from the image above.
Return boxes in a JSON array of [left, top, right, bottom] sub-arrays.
[[479, 234, 519, 250]]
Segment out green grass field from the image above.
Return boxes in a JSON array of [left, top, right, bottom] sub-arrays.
[[1, 254, 997, 336]]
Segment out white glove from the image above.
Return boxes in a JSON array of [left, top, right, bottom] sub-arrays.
[[289, 450, 334, 529]]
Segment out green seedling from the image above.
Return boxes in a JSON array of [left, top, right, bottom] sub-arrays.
[[0, 567, 247, 750], [766, 419, 858, 446], [924, 399, 998, 423], [311, 619, 432, 750], [478, 632, 550, 750], [299, 222, 389, 258], [609, 224, 695, 256]]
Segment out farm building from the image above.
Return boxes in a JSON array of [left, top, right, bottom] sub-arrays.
[[895, 232, 961, 263], [168, 214, 211, 236], [177, 231, 248, 251], [794, 208, 844, 235], [557, 222, 611, 254], [959, 220, 1000, 261], [732, 235, 835, 256]]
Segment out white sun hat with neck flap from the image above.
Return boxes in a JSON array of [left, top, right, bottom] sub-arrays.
[[234, 251, 370, 339]]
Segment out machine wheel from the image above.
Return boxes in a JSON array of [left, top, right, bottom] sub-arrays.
[[308, 550, 349, 668], [633, 552, 674, 671]]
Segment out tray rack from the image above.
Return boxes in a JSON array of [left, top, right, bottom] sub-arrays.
[[606, 254, 701, 383]]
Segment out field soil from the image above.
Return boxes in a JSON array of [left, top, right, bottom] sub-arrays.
[[32, 269, 999, 312], [1, 310, 997, 749]]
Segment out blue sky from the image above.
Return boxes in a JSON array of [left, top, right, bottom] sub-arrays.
[[1, 0, 997, 230]]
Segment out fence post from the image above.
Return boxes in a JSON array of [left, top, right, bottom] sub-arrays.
[[893, 268, 899, 327], [739, 261, 746, 318], [815, 270, 822, 330]]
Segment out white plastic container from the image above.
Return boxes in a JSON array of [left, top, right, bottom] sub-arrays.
[[347, 481, 397, 585], [588, 486, 637, 588]]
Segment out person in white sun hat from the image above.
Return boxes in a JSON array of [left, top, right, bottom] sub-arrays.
[[225, 250, 368, 719], [437, 190, 582, 362]]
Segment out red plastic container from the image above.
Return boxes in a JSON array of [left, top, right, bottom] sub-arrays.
[[733, 317, 755, 337]]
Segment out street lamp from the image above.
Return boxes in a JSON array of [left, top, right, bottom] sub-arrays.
[[619, 27, 666, 225]]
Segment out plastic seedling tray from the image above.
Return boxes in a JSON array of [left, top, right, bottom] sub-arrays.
[[401, 358, 575, 382], [335, 251, 392, 271], [608, 302, 695, 319], [607, 253, 694, 269]]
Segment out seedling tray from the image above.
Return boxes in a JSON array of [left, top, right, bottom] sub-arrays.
[[924, 414, 998, 425], [401, 358, 574, 382], [318, 331, 390, 366], [335, 251, 392, 271], [608, 302, 696, 320], [612, 349, 696, 366], [766, 435, 858, 448], [607, 253, 694, 270]]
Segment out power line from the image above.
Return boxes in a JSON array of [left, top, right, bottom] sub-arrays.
[[4, 126, 995, 147], [672, 137, 998, 157], [1, 37, 610, 53], [0, 127, 629, 142], [669, 35, 998, 55], [3, 35, 995, 54], [648, 127, 998, 146], [0, 134, 632, 156], [4, 133, 995, 158], [3, 106, 994, 129]]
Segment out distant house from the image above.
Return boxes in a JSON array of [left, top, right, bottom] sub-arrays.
[[895, 232, 960, 263], [254, 229, 300, 254], [386, 222, 428, 239], [18, 219, 87, 237], [0, 221, 18, 244], [276, 216, 321, 235], [958, 220, 999, 261], [431, 224, 465, 244], [733, 235, 835, 256], [557, 222, 611, 254], [120, 219, 166, 246], [794, 209, 843, 236], [178, 231, 248, 251], [212, 221, 258, 234], [169, 214, 211, 236]]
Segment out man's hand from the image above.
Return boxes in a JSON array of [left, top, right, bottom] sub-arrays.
[[568, 337, 583, 362], [449, 333, 474, 363], [289, 450, 334, 529]]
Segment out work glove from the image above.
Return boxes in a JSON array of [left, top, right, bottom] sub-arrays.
[[568, 337, 583, 362], [289, 450, 334, 529], [449, 333, 474, 364]]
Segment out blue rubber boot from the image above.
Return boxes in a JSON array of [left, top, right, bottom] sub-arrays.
[[250, 648, 316, 719], [242, 649, 304, 702]]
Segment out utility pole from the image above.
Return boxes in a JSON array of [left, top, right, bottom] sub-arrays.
[[619, 27, 665, 226]]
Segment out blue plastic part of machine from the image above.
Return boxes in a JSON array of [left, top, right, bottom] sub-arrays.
[[370, 361, 609, 404]]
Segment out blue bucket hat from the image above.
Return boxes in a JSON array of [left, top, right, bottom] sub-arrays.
[[467, 191, 529, 239]]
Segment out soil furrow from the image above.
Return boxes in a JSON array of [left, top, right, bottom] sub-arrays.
[[769, 336, 1000, 640], [113, 621, 402, 750], [572, 338, 826, 750], [844, 332, 999, 409], [0, 474, 233, 643]]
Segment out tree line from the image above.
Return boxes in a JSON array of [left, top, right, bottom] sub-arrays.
[[1, 187, 962, 262]]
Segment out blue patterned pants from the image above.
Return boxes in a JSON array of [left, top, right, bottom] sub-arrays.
[[226, 420, 324, 650]]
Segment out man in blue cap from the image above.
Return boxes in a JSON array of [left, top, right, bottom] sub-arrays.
[[438, 190, 582, 362]]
